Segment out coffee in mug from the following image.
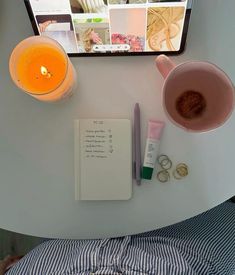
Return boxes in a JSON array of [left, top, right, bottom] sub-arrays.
[[156, 55, 234, 132]]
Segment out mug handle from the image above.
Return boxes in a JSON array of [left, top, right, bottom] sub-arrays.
[[156, 55, 176, 79]]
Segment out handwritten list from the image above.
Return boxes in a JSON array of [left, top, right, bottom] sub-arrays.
[[82, 121, 114, 159]]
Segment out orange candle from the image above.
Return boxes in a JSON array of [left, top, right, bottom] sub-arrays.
[[9, 36, 76, 102]]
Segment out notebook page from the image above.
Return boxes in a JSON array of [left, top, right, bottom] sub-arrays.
[[75, 119, 132, 200]]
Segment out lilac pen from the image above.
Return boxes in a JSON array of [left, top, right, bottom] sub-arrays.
[[134, 103, 141, 185]]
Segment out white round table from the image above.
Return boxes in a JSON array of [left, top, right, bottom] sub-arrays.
[[0, 0, 234, 239]]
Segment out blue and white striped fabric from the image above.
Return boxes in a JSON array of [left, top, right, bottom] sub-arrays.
[[6, 201, 235, 275]]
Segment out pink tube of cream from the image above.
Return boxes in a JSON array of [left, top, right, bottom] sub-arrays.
[[142, 120, 165, 180]]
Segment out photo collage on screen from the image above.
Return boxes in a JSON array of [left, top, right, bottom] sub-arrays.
[[29, 0, 188, 54]]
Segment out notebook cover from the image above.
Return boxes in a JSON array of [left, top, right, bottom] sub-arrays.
[[74, 119, 132, 200]]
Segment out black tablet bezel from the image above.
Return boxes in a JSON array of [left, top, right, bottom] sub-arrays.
[[24, 0, 193, 57]]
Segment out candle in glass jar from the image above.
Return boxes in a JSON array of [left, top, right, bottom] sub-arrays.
[[9, 36, 77, 102]]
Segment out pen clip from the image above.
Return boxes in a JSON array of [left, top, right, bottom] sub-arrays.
[[133, 161, 136, 180]]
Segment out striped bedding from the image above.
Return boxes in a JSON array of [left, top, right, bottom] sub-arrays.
[[6, 201, 235, 275]]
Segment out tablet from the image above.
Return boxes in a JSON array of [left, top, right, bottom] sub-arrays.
[[24, 0, 193, 56]]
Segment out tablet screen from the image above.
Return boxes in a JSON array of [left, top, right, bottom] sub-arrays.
[[25, 0, 193, 56]]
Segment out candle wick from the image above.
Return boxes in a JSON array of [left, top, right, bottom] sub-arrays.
[[46, 72, 51, 79]]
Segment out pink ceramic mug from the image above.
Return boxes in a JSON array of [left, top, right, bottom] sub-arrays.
[[156, 55, 235, 132]]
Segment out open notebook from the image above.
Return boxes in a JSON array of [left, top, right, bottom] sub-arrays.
[[74, 119, 132, 200]]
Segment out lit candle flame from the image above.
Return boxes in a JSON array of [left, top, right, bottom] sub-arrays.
[[40, 66, 51, 78], [41, 66, 48, 75]]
